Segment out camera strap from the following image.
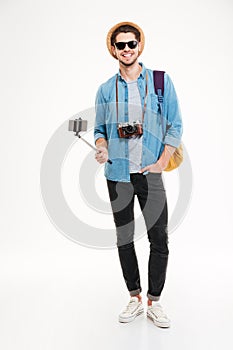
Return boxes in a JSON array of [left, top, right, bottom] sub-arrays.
[[115, 71, 148, 123]]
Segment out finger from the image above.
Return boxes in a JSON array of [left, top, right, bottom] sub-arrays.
[[139, 166, 149, 173]]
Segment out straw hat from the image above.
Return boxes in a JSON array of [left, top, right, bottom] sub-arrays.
[[106, 21, 145, 59]]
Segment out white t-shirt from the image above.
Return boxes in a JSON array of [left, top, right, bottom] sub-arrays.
[[127, 80, 143, 173]]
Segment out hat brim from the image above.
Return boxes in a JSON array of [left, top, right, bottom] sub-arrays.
[[106, 21, 145, 59]]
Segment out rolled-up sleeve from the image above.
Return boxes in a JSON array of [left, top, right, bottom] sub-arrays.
[[94, 85, 107, 143], [163, 74, 183, 148]]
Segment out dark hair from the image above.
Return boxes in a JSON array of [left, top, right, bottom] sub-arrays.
[[111, 25, 140, 46]]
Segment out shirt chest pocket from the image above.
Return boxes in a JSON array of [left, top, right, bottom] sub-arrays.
[[149, 93, 159, 114]]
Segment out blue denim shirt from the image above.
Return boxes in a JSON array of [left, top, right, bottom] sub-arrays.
[[94, 63, 183, 182]]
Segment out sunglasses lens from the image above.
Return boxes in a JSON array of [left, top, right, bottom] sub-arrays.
[[115, 42, 126, 50], [128, 41, 138, 49], [115, 40, 138, 50]]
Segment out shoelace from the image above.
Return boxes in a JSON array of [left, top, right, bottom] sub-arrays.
[[123, 299, 140, 314], [149, 305, 167, 319]]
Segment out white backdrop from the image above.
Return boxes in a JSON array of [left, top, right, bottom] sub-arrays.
[[1, 0, 233, 349]]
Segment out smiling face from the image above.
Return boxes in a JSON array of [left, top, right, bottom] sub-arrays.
[[111, 32, 141, 67]]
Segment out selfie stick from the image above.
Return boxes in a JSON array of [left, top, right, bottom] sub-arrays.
[[70, 118, 112, 164], [76, 133, 112, 164]]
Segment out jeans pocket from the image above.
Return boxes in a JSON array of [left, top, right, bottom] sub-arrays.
[[146, 172, 165, 191]]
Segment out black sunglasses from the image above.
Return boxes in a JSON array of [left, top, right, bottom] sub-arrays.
[[114, 40, 138, 50]]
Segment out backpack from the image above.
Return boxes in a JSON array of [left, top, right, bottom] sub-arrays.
[[153, 70, 183, 172]]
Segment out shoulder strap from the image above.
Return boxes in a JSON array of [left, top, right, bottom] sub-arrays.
[[153, 70, 166, 140], [153, 70, 165, 103]]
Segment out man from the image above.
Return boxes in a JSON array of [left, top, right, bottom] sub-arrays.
[[94, 21, 182, 328]]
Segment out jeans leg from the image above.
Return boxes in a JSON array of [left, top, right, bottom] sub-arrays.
[[136, 173, 169, 300], [106, 180, 141, 295], [147, 204, 169, 300], [118, 242, 142, 295]]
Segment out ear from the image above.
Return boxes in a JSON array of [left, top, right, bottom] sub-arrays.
[[111, 45, 116, 56], [138, 42, 142, 52]]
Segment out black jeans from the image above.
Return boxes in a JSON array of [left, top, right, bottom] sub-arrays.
[[107, 173, 169, 301]]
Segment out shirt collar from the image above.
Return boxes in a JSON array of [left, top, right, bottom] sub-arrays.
[[117, 62, 146, 81]]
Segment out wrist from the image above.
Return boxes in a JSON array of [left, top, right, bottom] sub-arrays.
[[158, 145, 176, 169], [157, 158, 168, 170], [96, 138, 107, 149]]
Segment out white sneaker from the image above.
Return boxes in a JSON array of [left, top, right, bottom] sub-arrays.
[[147, 303, 170, 328], [119, 297, 144, 323]]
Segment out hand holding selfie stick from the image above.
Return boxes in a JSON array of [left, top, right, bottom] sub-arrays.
[[68, 117, 112, 164]]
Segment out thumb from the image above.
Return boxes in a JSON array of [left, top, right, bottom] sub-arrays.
[[139, 165, 149, 174]]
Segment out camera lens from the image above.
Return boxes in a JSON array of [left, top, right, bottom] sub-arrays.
[[125, 125, 135, 134]]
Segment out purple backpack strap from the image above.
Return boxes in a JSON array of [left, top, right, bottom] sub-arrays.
[[153, 70, 165, 102], [153, 70, 166, 139]]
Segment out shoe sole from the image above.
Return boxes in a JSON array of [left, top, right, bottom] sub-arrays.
[[147, 313, 170, 328], [119, 309, 144, 323]]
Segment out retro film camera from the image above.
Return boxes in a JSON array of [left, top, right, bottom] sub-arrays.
[[117, 120, 143, 138], [68, 117, 112, 164]]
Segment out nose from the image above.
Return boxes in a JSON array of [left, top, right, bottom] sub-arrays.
[[123, 44, 130, 51]]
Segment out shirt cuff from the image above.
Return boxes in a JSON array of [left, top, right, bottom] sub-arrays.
[[163, 135, 181, 148]]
